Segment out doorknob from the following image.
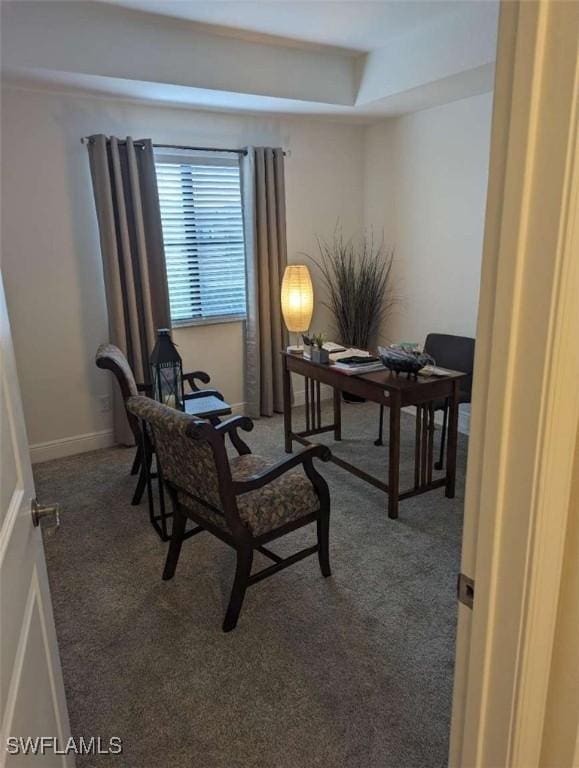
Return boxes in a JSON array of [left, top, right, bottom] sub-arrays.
[[31, 498, 60, 532]]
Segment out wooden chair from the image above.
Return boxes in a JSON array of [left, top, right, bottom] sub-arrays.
[[375, 334, 475, 469], [126, 395, 332, 632], [95, 343, 232, 511]]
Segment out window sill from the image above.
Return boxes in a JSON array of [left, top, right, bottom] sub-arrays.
[[171, 314, 246, 330]]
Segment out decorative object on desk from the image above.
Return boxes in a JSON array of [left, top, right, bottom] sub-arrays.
[[308, 226, 396, 401], [378, 345, 435, 378], [310, 332, 330, 364], [281, 264, 314, 354], [308, 226, 396, 348], [150, 329, 184, 410]]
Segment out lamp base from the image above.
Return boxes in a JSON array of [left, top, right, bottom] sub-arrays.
[[286, 344, 304, 356]]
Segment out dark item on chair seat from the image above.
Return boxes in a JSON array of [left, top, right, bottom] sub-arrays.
[[126, 395, 332, 632], [95, 344, 233, 538], [375, 334, 475, 469]]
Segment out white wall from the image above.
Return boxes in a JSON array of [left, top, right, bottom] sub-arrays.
[[364, 92, 492, 346], [0, 86, 364, 456]]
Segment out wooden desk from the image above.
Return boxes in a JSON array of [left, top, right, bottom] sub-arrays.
[[282, 352, 466, 519]]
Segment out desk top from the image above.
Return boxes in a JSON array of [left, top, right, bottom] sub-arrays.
[[283, 351, 466, 404]]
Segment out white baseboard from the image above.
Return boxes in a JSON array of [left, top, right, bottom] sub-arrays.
[[29, 400, 469, 465], [293, 385, 333, 407], [30, 429, 115, 464], [233, 388, 333, 416], [402, 404, 471, 436]]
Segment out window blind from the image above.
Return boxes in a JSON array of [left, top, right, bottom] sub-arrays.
[[154, 153, 246, 325]]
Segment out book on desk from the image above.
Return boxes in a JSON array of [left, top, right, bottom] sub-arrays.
[[329, 348, 385, 375], [303, 344, 385, 375]]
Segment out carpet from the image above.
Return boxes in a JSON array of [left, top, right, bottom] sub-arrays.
[[34, 401, 467, 768]]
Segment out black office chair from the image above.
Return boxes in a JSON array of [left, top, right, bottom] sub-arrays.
[[375, 334, 475, 469]]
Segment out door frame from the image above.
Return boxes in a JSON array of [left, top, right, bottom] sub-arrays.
[[449, 1, 579, 765]]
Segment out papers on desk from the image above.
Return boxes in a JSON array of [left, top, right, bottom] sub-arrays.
[[330, 348, 386, 375], [418, 365, 454, 377]]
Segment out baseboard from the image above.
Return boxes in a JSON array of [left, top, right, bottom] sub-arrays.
[[30, 429, 115, 464], [232, 389, 333, 415], [402, 405, 471, 436], [293, 385, 333, 407], [28, 400, 469, 465]]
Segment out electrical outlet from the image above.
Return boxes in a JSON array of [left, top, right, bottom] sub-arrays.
[[99, 395, 112, 413]]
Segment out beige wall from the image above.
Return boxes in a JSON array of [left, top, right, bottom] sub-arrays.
[[0, 86, 364, 453], [364, 92, 492, 346], [1, 85, 493, 456]]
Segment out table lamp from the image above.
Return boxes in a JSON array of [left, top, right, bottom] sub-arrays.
[[281, 264, 314, 354]]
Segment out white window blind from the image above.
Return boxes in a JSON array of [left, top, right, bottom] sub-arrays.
[[154, 152, 247, 325]]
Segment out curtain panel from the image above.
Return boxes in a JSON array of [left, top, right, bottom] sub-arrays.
[[87, 135, 170, 444], [242, 147, 289, 418]]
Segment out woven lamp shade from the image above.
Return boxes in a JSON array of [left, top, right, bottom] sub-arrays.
[[281, 265, 314, 333]]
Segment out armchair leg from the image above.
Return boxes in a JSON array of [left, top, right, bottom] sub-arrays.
[[317, 510, 331, 578], [132, 465, 146, 505], [223, 546, 253, 632], [162, 509, 187, 581], [130, 446, 141, 476], [132, 444, 153, 505]]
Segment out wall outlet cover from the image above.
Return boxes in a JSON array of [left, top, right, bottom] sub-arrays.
[[99, 395, 112, 413]]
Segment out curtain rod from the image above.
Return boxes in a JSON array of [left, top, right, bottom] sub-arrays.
[[80, 138, 287, 156]]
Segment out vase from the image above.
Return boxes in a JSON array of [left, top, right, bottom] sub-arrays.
[[311, 347, 330, 364]]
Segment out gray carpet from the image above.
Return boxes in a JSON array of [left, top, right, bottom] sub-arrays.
[[35, 402, 466, 768]]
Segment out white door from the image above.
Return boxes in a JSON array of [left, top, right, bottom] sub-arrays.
[[0, 271, 73, 767], [449, 1, 579, 765]]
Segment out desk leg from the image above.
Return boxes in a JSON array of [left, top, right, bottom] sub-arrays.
[[445, 381, 459, 498], [333, 387, 342, 441], [388, 395, 401, 519], [283, 357, 293, 453]]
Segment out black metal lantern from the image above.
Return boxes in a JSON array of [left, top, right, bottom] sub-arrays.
[[150, 329, 184, 411]]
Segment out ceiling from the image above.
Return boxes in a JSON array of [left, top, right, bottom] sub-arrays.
[[101, 0, 463, 52], [1, 1, 499, 121]]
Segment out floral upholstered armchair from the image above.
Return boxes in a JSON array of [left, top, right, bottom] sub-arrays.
[[126, 395, 332, 632]]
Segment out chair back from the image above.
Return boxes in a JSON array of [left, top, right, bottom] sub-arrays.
[[95, 343, 142, 442], [423, 333, 476, 400], [126, 396, 230, 517]]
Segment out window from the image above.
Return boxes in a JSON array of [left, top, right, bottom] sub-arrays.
[[154, 151, 246, 326]]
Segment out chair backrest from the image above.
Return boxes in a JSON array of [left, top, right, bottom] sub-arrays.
[[95, 343, 139, 398], [423, 333, 476, 400], [95, 343, 141, 441], [126, 395, 231, 517]]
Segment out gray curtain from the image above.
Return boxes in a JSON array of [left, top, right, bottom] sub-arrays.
[[241, 147, 288, 418], [87, 135, 170, 444]]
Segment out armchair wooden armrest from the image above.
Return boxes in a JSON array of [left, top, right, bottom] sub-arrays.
[[215, 415, 254, 456], [232, 444, 331, 495], [182, 370, 210, 392]]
